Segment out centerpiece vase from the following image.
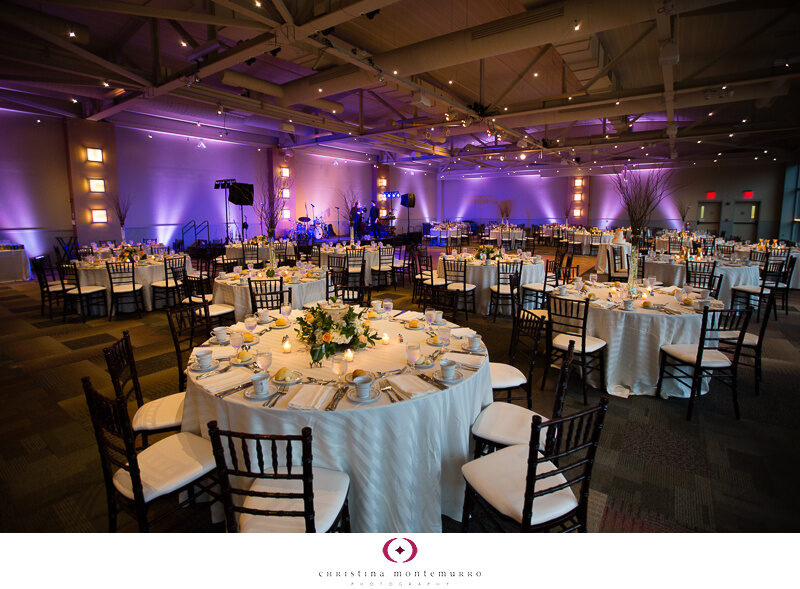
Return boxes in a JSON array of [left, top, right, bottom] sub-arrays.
[[268, 238, 276, 269], [309, 343, 326, 368], [120, 225, 126, 244], [628, 230, 640, 289], [350, 224, 355, 245]]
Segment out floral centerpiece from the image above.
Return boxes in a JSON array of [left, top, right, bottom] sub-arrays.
[[589, 227, 602, 234], [248, 235, 270, 245], [295, 300, 379, 365], [473, 244, 502, 260], [118, 247, 146, 262]]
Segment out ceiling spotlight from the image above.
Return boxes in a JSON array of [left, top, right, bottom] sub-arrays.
[[504, 107, 508, 111], [697, 140, 702, 144], [729, 133, 734, 138], [533, 72, 539, 77], [714, 159, 718, 163], [36, 119, 41, 123], [763, 149, 768, 153], [147, 134, 153, 139], [448, 80, 453, 84], [245, 57, 256, 66], [392, 70, 398, 75], [615, 101, 620, 106], [180, 40, 188, 47], [365, 9, 380, 19], [741, 118, 748, 123], [708, 112, 713, 116], [785, 63, 790, 68], [216, 105, 223, 115], [573, 20, 581, 31], [71, 97, 78, 103], [519, 153, 526, 160], [196, 122, 201, 127], [68, 31, 76, 38], [754, 156, 758, 160], [102, 80, 109, 87], [718, 152, 722, 156], [568, 96, 572, 101], [269, 47, 282, 57], [318, 88, 323, 92], [254, 0, 262, 6], [721, 85, 727, 90]]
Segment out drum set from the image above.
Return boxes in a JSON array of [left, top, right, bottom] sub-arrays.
[[291, 216, 332, 241]]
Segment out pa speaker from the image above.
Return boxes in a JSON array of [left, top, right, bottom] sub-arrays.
[[400, 193, 415, 208], [228, 182, 254, 206]]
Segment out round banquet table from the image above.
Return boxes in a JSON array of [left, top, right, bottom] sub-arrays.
[[596, 242, 631, 274], [180, 310, 493, 532], [488, 229, 524, 245], [429, 227, 462, 245], [319, 247, 379, 284], [225, 242, 296, 263], [734, 246, 800, 289], [555, 283, 718, 398], [641, 258, 760, 306], [212, 272, 327, 321], [572, 231, 613, 255], [0, 249, 31, 282], [436, 256, 545, 315], [74, 256, 193, 311]]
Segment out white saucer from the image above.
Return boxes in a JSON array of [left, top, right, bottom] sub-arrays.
[[230, 357, 256, 366], [426, 337, 447, 347], [244, 383, 277, 400], [189, 359, 220, 372], [346, 386, 381, 404], [431, 320, 447, 326], [409, 359, 434, 370], [239, 334, 260, 346], [433, 369, 463, 384], [461, 342, 487, 354], [405, 323, 425, 330], [271, 322, 292, 329], [209, 336, 230, 345]]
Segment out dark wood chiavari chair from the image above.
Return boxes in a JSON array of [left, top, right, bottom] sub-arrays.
[[489, 260, 521, 322], [207, 421, 350, 533], [82, 376, 216, 532], [415, 252, 446, 309], [371, 246, 395, 288], [106, 261, 144, 319], [461, 397, 609, 532], [249, 277, 290, 311], [731, 257, 783, 321], [60, 263, 107, 321], [720, 290, 775, 396], [657, 306, 752, 420], [442, 258, 476, 322], [166, 302, 211, 391], [32, 255, 65, 318], [152, 255, 187, 309], [606, 246, 628, 281], [685, 260, 717, 289], [77, 245, 94, 260]]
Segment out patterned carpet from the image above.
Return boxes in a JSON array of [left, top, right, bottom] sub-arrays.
[[1, 247, 798, 532]]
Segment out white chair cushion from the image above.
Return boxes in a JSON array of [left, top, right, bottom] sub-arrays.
[[347, 266, 362, 273], [764, 281, 787, 288], [132, 392, 185, 432], [182, 294, 214, 304], [447, 282, 476, 291], [731, 284, 764, 294], [151, 279, 181, 288], [719, 331, 758, 346], [661, 344, 732, 368], [112, 432, 215, 503], [48, 281, 65, 291], [239, 467, 350, 533], [393, 260, 409, 267], [196, 303, 235, 318], [370, 265, 393, 272], [489, 362, 526, 389], [489, 284, 517, 294], [553, 333, 606, 354], [423, 277, 447, 286], [472, 402, 548, 448], [461, 444, 578, 526], [112, 283, 143, 293], [75, 285, 106, 294], [521, 282, 554, 292]]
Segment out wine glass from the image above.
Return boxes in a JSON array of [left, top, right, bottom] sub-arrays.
[[281, 304, 292, 321], [332, 357, 348, 383], [247, 263, 254, 271], [244, 313, 258, 334], [255, 351, 272, 374], [406, 343, 421, 374], [229, 331, 244, 357]]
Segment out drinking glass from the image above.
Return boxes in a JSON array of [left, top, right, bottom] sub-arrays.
[[332, 357, 348, 383], [281, 304, 292, 320], [244, 314, 258, 333], [647, 276, 657, 288], [589, 273, 598, 284], [255, 351, 272, 373], [230, 331, 244, 355], [425, 307, 436, 326], [438, 326, 451, 345], [383, 299, 394, 313], [247, 262, 254, 271], [406, 343, 421, 373]]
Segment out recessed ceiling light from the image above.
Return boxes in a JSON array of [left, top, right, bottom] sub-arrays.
[[742, 118, 747, 123], [71, 97, 78, 103], [102, 80, 109, 87], [729, 133, 734, 137], [615, 101, 620, 106], [392, 70, 398, 75], [318, 88, 322, 92], [448, 80, 453, 84], [180, 40, 188, 47], [68, 31, 76, 38]]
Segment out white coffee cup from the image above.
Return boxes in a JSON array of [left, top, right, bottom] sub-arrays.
[[700, 289, 710, 300], [623, 299, 634, 311], [251, 372, 270, 396], [212, 327, 229, 343], [239, 276, 248, 286], [557, 285, 567, 296], [195, 349, 213, 369], [233, 266, 242, 274], [353, 375, 373, 399], [258, 309, 271, 323], [371, 300, 382, 311], [440, 358, 457, 381], [468, 335, 482, 351]]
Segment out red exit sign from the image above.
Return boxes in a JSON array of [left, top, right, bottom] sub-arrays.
[[743, 190, 753, 198], [706, 191, 716, 199]]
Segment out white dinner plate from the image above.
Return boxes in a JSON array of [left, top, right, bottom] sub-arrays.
[[188, 359, 220, 372], [404, 323, 425, 330], [238, 334, 260, 346], [230, 356, 256, 366], [272, 370, 302, 386], [409, 358, 434, 370], [271, 321, 292, 329]]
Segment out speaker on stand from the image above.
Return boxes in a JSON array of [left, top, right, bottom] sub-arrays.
[[400, 193, 416, 235]]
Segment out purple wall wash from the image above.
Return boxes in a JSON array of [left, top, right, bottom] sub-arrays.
[[115, 127, 265, 244]]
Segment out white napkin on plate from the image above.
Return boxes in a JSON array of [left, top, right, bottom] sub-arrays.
[[192, 345, 235, 360], [400, 312, 424, 321], [288, 385, 334, 410], [200, 368, 252, 393], [450, 327, 476, 338], [443, 352, 485, 368], [590, 300, 615, 310], [387, 374, 436, 398]]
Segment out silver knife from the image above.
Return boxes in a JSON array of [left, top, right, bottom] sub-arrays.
[[214, 381, 251, 398], [417, 373, 447, 390], [327, 386, 348, 411], [394, 309, 408, 318], [198, 363, 232, 379]]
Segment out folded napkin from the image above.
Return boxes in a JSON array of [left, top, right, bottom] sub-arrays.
[[443, 352, 485, 368], [387, 374, 436, 398], [200, 368, 252, 393], [590, 300, 616, 310], [664, 304, 696, 315], [288, 385, 334, 410], [450, 327, 476, 338], [192, 345, 235, 360], [400, 311, 424, 321]]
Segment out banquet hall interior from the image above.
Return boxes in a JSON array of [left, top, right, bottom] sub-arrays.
[[1, 0, 799, 535]]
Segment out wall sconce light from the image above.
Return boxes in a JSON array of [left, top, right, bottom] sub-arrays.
[[377, 178, 387, 187], [281, 208, 291, 219], [573, 192, 583, 202], [86, 147, 104, 163], [280, 188, 290, 199], [573, 208, 583, 217], [88, 178, 106, 192], [90, 209, 108, 223], [279, 166, 290, 178], [574, 178, 583, 188]]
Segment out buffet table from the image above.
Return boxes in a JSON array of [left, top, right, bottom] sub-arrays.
[[181, 309, 492, 532], [0, 249, 30, 282]]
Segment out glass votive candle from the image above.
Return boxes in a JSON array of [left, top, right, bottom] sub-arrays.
[[381, 333, 390, 345], [282, 338, 292, 354], [344, 348, 354, 362]]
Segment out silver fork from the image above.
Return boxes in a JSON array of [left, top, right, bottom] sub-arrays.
[[198, 363, 232, 379]]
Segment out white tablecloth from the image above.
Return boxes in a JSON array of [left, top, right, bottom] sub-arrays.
[[596, 243, 631, 274], [642, 259, 760, 306], [488, 229, 524, 246], [213, 274, 327, 321], [734, 246, 800, 289], [0, 249, 30, 282], [74, 256, 192, 311], [320, 248, 380, 284], [225, 242, 296, 263], [557, 284, 712, 398], [436, 257, 545, 315], [181, 314, 493, 532], [570, 232, 613, 255], [429, 228, 462, 244]]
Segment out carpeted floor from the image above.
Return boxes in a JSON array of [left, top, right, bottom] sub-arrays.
[[1, 246, 799, 532]]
